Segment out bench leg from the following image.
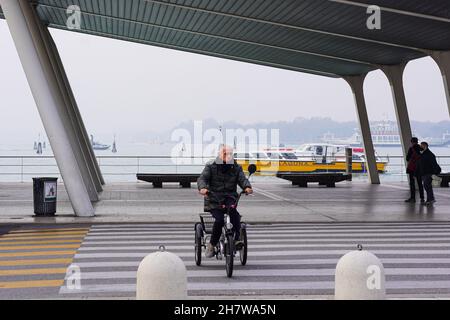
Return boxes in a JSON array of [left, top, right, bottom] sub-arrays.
[[441, 180, 449, 188], [153, 182, 163, 188], [298, 181, 308, 188], [327, 182, 336, 187], [180, 182, 191, 188]]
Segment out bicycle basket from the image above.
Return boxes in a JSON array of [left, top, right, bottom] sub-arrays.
[[199, 213, 215, 234]]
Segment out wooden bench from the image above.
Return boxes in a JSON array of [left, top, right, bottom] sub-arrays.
[[276, 172, 352, 188], [438, 173, 450, 187], [136, 174, 200, 188]]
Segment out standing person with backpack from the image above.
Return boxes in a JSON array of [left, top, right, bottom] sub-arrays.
[[417, 142, 442, 206], [405, 137, 424, 203]]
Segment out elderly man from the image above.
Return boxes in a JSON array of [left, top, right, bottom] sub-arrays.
[[197, 145, 253, 258]]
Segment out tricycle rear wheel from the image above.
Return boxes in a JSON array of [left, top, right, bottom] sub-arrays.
[[239, 226, 248, 266]]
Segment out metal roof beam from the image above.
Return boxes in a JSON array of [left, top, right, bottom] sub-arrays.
[[46, 23, 341, 78], [144, 0, 424, 52], [35, 3, 376, 67], [329, 0, 450, 23]]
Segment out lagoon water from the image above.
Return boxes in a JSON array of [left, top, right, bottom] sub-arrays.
[[0, 142, 449, 183]]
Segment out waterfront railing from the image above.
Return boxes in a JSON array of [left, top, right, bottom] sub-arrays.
[[0, 155, 449, 183]]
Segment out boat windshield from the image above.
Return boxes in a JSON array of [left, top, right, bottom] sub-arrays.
[[281, 153, 298, 160], [252, 152, 268, 159], [266, 152, 283, 159]]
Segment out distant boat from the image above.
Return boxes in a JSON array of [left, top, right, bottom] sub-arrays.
[[234, 144, 387, 174], [321, 121, 404, 147], [322, 122, 450, 148], [424, 131, 450, 147], [90, 135, 110, 150]]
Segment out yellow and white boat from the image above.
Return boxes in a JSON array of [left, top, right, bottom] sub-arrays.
[[235, 144, 387, 174]]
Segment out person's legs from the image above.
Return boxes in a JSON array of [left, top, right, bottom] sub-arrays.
[[416, 174, 425, 201], [423, 175, 435, 202], [408, 173, 416, 199], [229, 208, 241, 241], [210, 209, 225, 246]]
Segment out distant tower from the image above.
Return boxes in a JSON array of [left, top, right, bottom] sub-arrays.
[[43, 141, 46, 149], [112, 135, 117, 153], [34, 141, 37, 150]]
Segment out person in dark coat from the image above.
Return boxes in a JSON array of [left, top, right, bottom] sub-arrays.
[[197, 145, 253, 258], [405, 137, 424, 203], [417, 142, 441, 206]]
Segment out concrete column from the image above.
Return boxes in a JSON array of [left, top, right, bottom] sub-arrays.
[[430, 51, 450, 117], [0, 0, 95, 216], [26, 3, 99, 202], [38, 23, 105, 191], [381, 64, 413, 165], [344, 74, 380, 184]]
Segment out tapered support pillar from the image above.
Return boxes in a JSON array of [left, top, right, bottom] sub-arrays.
[[1, 0, 95, 216], [344, 74, 380, 184], [430, 51, 450, 118], [27, 3, 98, 202], [38, 23, 105, 192], [381, 64, 413, 166]]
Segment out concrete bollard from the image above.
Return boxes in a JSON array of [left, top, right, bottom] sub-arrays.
[[136, 245, 187, 300], [335, 244, 386, 300]]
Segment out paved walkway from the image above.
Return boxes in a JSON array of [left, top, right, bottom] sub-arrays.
[[0, 179, 449, 224], [2, 222, 450, 299]]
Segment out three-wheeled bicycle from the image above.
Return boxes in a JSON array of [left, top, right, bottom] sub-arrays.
[[194, 164, 256, 277]]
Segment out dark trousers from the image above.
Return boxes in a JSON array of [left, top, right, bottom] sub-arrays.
[[422, 174, 435, 202], [408, 173, 424, 200], [210, 207, 241, 246]]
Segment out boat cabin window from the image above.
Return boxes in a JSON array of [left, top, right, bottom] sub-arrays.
[[253, 153, 268, 159], [281, 153, 298, 160], [315, 146, 324, 155], [266, 153, 283, 159]]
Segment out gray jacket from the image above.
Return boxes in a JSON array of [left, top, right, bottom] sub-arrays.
[[197, 158, 252, 210]]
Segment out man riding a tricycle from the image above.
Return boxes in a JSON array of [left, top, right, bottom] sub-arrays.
[[197, 144, 253, 259]]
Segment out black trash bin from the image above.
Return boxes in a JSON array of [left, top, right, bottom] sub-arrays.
[[33, 177, 58, 216]]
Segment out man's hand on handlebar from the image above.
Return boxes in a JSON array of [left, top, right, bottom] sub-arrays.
[[199, 188, 208, 196], [244, 187, 253, 195]]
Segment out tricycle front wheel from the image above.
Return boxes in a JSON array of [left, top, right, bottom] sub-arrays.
[[194, 223, 203, 266]]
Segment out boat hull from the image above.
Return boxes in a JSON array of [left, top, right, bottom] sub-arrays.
[[237, 159, 386, 174]]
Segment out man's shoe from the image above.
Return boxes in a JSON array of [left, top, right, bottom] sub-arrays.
[[420, 199, 425, 204], [205, 243, 215, 258], [404, 198, 415, 203], [425, 200, 436, 206]]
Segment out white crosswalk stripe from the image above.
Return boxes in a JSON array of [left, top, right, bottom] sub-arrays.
[[59, 223, 450, 299]]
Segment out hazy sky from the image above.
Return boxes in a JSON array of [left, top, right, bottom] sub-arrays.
[[0, 20, 449, 143]]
